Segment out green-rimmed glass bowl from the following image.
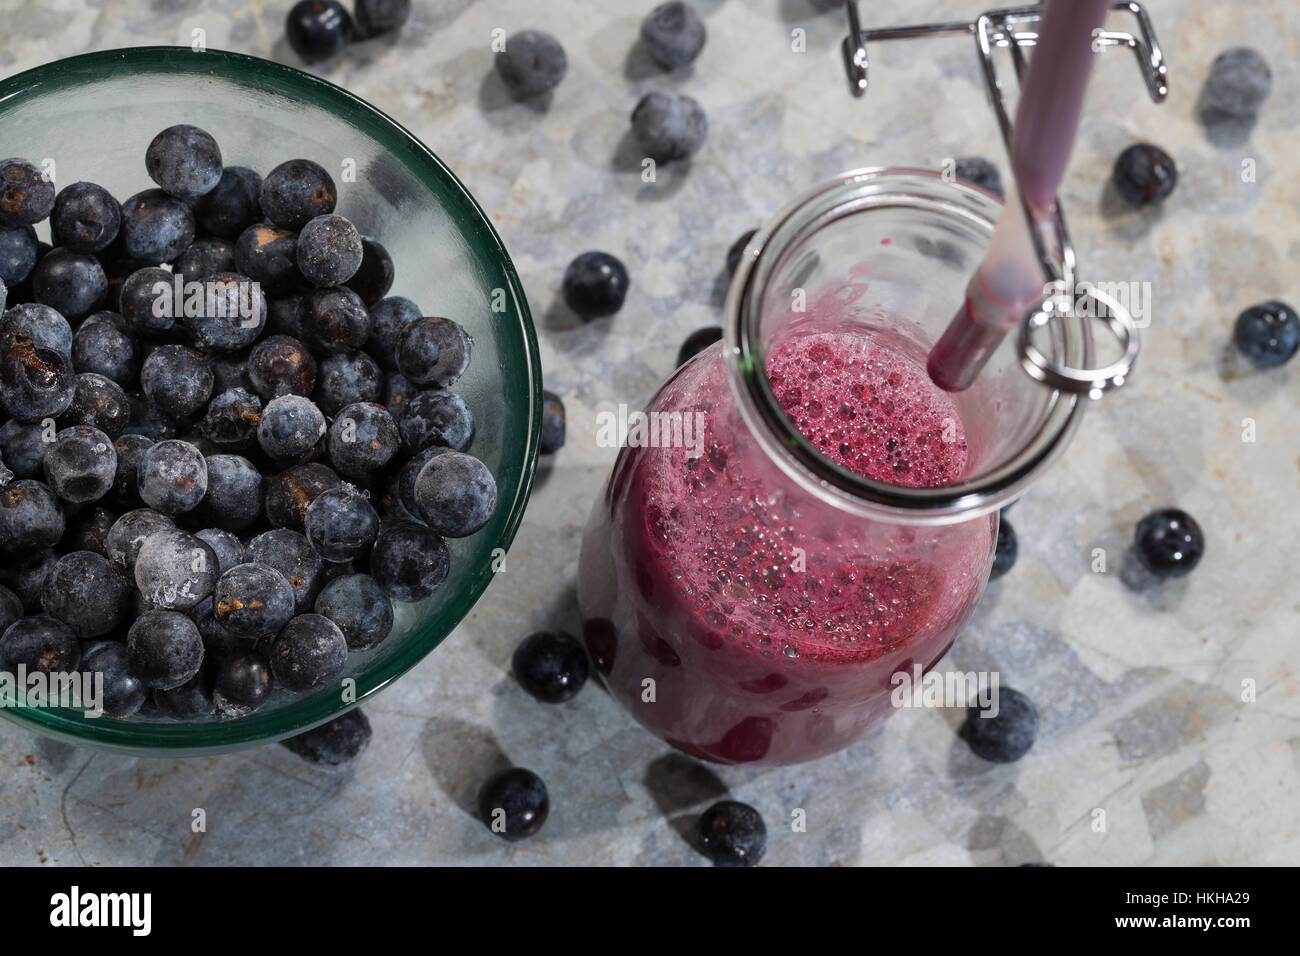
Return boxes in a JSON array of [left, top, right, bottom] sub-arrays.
[[0, 47, 540, 755]]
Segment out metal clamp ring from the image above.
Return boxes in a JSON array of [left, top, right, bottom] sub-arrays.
[[1016, 285, 1140, 399]]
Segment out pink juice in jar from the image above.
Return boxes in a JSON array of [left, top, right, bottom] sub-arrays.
[[579, 319, 997, 766]]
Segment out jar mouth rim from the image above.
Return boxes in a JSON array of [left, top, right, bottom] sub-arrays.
[[724, 166, 1087, 525]]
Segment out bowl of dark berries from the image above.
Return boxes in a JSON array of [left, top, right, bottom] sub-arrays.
[[0, 47, 541, 754]]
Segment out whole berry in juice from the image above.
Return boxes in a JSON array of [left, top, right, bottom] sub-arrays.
[[246, 528, 326, 613], [512, 631, 588, 703], [198, 454, 264, 530], [368, 520, 449, 603], [316, 350, 382, 416], [72, 312, 138, 386], [297, 214, 363, 287], [126, 609, 204, 690], [953, 156, 1004, 198], [345, 236, 394, 306], [1112, 144, 1177, 206], [0, 159, 55, 227], [539, 389, 566, 455], [990, 518, 1018, 580], [41, 550, 127, 637], [1204, 47, 1271, 117], [0, 340, 76, 423], [366, 296, 420, 368], [314, 573, 393, 651], [59, 373, 131, 438], [562, 251, 628, 320], [145, 124, 223, 199], [398, 389, 474, 453], [265, 461, 342, 531], [478, 767, 549, 841], [196, 167, 263, 240], [0, 224, 39, 286], [641, 2, 707, 69], [80, 641, 147, 717], [285, 0, 354, 64], [396, 316, 472, 388], [136, 439, 208, 514], [1233, 300, 1298, 369], [195, 527, 244, 574], [327, 401, 400, 478], [697, 801, 766, 867], [174, 237, 237, 280], [414, 451, 497, 538], [269, 612, 347, 691], [134, 527, 218, 611], [248, 335, 318, 399], [260, 159, 338, 231], [119, 189, 196, 264], [494, 30, 567, 100], [631, 91, 708, 163], [141, 345, 214, 419], [676, 326, 722, 367], [281, 708, 371, 764], [1134, 508, 1204, 578], [0, 615, 79, 675], [51, 182, 121, 254], [0, 480, 66, 553], [198, 387, 263, 450], [301, 286, 370, 355], [44, 425, 117, 503], [234, 224, 301, 297], [355, 0, 410, 37], [214, 562, 297, 638], [119, 266, 178, 337], [305, 484, 379, 562], [212, 650, 273, 717], [962, 686, 1038, 763], [105, 508, 175, 570], [258, 394, 327, 465]]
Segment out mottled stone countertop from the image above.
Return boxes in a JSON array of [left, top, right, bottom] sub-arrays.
[[0, 0, 1297, 866]]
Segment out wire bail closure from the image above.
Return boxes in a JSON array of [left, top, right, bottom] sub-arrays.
[[840, 1, 1167, 398]]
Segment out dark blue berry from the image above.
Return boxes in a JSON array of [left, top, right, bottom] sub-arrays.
[[269, 612, 347, 691], [50, 182, 121, 254], [1134, 508, 1204, 578], [369, 520, 449, 603], [184, 272, 268, 352], [1, 302, 72, 356], [0, 159, 55, 228], [327, 401, 400, 478], [174, 237, 236, 281], [248, 334, 317, 398], [0, 480, 65, 554], [495, 31, 567, 100], [676, 326, 722, 367], [1233, 300, 1298, 369], [395, 445, 451, 516], [145, 125, 223, 199], [41, 549, 127, 637], [478, 767, 549, 841], [234, 224, 301, 297], [110, 434, 154, 506], [105, 508, 174, 570], [258, 394, 327, 464], [382, 371, 414, 420], [260, 159, 338, 231], [366, 296, 419, 368], [0, 339, 76, 423], [72, 312, 138, 386], [345, 235, 394, 306], [990, 518, 1017, 580], [297, 214, 362, 287], [316, 350, 382, 416], [136, 439, 208, 514], [140, 345, 214, 419], [1204, 47, 1271, 117], [0, 224, 39, 286], [0, 421, 47, 479], [305, 484, 379, 562], [562, 252, 629, 320], [954, 156, 1004, 198], [398, 389, 474, 453], [285, 0, 354, 64], [0, 614, 79, 675], [1113, 144, 1177, 206], [198, 454, 264, 530], [396, 316, 471, 387], [44, 425, 117, 503], [246, 528, 325, 612], [153, 666, 214, 719], [641, 2, 707, 69], [80, 640, 147, 717], [195, 166, 263, 240], [513, 631, 588, 703], [539, 389, 565, 455], [0, 584, 19, 633], [198, 387, 262, 450], [314, 572, 393, 650], [214, 562, 297, 638], [119, 266, 178, 337], [355, 0, 409, 37], [134, 527, 218, 610], [413, 451, 496, 538], [282, 707, 371, 764], [58, 373, 131, 438], [70, 507, 120, 557], [301, 286, 370, 355], [119, 189, 196, 264], [126, 609, 204, 690], [0, 549, 57, 612], [963, 686, 1038, 763], [631, 91, 708, 163], [697, 800, 766, 866], [265, 462, 341, 531], [195, 527, 244, 574], [212, 650, 273, 716]]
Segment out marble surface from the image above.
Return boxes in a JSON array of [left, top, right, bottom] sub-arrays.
[[1, 0, 1298, 866]]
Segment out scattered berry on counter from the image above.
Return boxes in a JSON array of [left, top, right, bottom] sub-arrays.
[[1134, 508, 1204, 578], [1233, 300, 1298, 369], [562, 251, 629, 320], [355, 0, 411, 39], [512, 631, 589, 703], [990, 518, 1017, 580], [285, 0, 355, 64], [539, 390, 566, 455], [676, 326, 722, 367], [478, 767, 549, 841], [631, 91, 708, 164], [641, 2, 707, 70], [281, 707, 372, 765], [1112, 143, 1177, 206], [962, 686, 1038, 763], [494, 30, 568, 100], [1204, 47, 1271, 118], [697, 800, 767, 867]]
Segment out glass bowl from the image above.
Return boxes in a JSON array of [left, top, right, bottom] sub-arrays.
[[0, 47, 541, 755]]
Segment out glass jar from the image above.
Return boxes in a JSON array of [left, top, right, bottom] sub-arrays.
[[578, 168, 1089, 766]]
